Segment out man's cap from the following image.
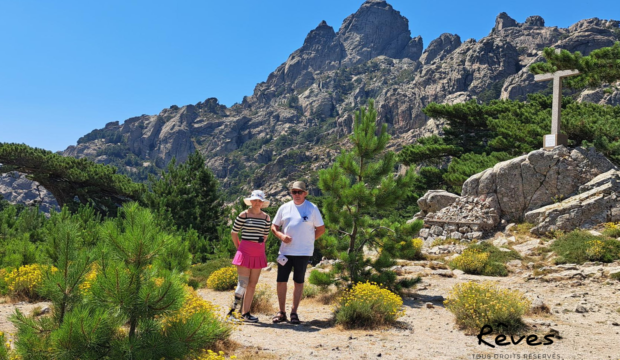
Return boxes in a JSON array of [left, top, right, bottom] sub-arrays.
[[289, 181, 307, 192]]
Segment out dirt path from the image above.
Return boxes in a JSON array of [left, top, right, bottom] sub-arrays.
[[199, 267, 620, 360], [0, 266, 618, 360]]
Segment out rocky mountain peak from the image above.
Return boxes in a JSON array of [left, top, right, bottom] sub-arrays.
[[337, 0, 422, 65], [524, 15, 545, 27], [493, 12, 518, 32], [419, 33, 461, 65]]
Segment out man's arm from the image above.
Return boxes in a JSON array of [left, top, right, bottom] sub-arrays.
[[315, 225, 325, 240], [271, 224, 292, 243]]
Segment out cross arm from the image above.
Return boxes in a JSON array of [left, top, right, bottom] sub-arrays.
[[534, 69, 580, 82]]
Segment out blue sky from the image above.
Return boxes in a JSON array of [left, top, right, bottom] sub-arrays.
[[1, 0, 618, 152]]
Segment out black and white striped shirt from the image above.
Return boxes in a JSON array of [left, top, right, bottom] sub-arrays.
[[231, 213, 271, 243]]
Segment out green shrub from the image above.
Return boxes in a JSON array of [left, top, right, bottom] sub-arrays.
[[449, 242, 519, 276], [610, 272, 620, 281], [444, 281, 530, 334], [206, 266, 238, 291], [302, 284, 320, 299], [334, 282, 404, 329], [551, 230, 620, 264], [393, 238, 424, 260], [309, 270, 335, 288]]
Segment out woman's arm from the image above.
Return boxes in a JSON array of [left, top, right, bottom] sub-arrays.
[[263, 214, 271, 242], [231, 232, 240, 249], [231, 211, 246, 249]]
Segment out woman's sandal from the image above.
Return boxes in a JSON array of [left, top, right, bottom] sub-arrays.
[[290, 313, 300, 324], [272, 311, 287, 323]]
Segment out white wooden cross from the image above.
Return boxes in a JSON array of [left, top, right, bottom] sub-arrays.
[[534, 50, 580, 149]]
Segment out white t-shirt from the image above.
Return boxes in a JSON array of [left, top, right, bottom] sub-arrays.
[[272, 200, 324, 256]]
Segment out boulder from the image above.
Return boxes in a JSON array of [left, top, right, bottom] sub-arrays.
[[417, 190, 460, 215], [525, 170, 620, 234], [462, 146, 616, 222]]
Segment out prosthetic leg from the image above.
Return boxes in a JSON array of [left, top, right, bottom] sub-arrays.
[[227, 275, 249, 320]]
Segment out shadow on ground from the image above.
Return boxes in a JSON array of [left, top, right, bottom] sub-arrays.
[[242, 318, 334, 332], [403, 293, 446, 309]]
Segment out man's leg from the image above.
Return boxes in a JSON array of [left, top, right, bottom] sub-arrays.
[[291, 281, 303, 314], [277, 282, 287, 312], [276, 256, 294, 314], [290, 256, 310, 315]]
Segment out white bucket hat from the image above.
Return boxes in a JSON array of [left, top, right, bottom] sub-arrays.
[[243, 190, 270, 208]]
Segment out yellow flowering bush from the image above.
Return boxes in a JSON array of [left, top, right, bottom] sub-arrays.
[[158, 286, 232, 350], [160, 286, 223, 330], [444, 281, 530, 333], [4, 264, 58, 300], [603, 222, 620, 237], [0, 330, 10, 359], [450, 248, 490, 275], [586, 239, 608, 261], [191, 349, 237, 360], [206, 266, 237, 291], [334, 281, 404, 329]]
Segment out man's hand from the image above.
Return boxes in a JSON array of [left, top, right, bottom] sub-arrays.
[[281, 235, 293, 244]]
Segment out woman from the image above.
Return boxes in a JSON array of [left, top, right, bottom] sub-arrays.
[[228, 190, 271, 322]]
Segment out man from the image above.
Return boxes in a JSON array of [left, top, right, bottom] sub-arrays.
[[271, 181, 325, 324]]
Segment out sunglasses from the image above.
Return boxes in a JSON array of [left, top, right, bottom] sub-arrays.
[[291, 190, 305, 195]]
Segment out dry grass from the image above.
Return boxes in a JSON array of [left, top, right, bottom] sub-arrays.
[[30, 305, 43, 317], [214, 340, 279, 360], [303, 287, 341, 306], [431, 237, 462, 247], [250, 284, 275, 314]]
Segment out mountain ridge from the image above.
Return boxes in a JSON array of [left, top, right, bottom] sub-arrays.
[[2, 0, 619, 208]]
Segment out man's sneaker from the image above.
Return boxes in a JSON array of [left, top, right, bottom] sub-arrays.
[[241, 312, 259, 323]]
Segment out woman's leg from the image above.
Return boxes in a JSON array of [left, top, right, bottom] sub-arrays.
[[230, 266, 250, 313], [242, 267, 262, 314]]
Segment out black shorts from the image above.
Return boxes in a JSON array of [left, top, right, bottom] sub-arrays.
[[276, 255, 311, 283]]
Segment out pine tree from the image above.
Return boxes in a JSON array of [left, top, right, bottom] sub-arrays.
[[530, 42, 620, 89], [144, 151, 224, 262], [9, 204, 228, 359], [318, 100, 423, 285], [0, 143, 145, 216], [398, 94, 620, 194]]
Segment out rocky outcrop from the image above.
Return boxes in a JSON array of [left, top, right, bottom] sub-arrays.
[[462, 146, 616, 222], [417, 146, 618, 238], [419, 33, 461, 65], [338, 0, 423, 66], [0, 173, 59, 213], [525, 170, 620, 234], [413, 190, 459, 220]]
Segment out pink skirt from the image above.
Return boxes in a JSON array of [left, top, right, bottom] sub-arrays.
[[232, 240, 267, 269]]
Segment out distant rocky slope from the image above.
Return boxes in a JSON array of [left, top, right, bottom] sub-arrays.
[[2, 0, 619, 207]]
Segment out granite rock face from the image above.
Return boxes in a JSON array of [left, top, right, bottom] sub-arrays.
[[462, 146, 616, 222], [3, 1, 619, 208], [417, 147, 618, 238], [0, 172, 59, 213], [525, 170, 620, 234]]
